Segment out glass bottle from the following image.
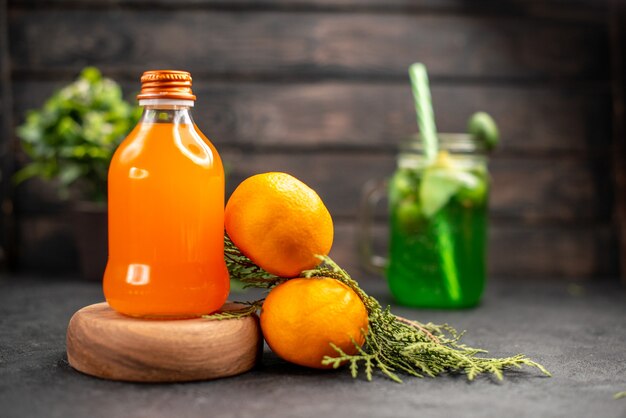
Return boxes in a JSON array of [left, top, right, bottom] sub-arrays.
[[103, 70, 229, 317]]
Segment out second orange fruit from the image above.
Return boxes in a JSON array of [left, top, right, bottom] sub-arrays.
[[260, 277, 369, 369], [225, 172, 334, 277]]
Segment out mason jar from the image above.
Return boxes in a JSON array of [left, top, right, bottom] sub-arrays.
[[359, 133, 489, 308]]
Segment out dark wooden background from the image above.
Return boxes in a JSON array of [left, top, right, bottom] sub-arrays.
[[1, 0, 625, 281]]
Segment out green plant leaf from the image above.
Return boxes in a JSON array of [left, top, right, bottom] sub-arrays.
[[80, 67, 102, 84], [13, 162, 52, 184], [57, 163, 83, 187]]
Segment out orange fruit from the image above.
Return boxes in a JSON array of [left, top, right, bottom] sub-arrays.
[[225, 172, 333, 277], [260, 277, 369, 369]]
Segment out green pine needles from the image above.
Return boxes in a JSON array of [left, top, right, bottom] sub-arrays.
[[201, 300, 264, 321], [223, 235, 284, 290], [219, 235, 551, 383]]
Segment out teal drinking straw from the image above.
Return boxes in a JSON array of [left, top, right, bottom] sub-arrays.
[[408, 63, 462, 303]]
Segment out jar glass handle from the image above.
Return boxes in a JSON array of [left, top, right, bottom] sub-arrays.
[[358, 179, 388, 275]]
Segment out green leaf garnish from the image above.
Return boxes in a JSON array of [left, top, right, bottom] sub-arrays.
[[419, 151, 480, 217]]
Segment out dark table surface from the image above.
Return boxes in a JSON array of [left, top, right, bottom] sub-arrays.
[[1, 275, 625, 418]]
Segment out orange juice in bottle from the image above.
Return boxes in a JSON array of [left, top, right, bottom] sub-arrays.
[[103, 70, 229, 317]]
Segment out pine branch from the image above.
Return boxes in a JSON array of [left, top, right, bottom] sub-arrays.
[[223, 235, 551, 383], [224, 234, 285, 289], [308, 255, 551, 382], [202, 300, 264, 320]]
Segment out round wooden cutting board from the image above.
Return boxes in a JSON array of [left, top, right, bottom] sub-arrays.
[[66, 302, 262, 382]]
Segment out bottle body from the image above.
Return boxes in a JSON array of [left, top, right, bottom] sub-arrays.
[[103, 104, 229, 317]]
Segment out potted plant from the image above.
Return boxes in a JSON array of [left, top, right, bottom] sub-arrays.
[[15, 67, 140, 280]]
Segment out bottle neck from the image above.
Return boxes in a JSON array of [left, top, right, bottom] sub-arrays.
[[138, 99, 195, 125]]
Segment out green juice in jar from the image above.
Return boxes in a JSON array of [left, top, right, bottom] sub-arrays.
[[386, 137, 489, 308]]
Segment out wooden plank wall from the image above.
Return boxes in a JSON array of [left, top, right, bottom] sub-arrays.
[[0, 0, 15, 272], [2, 0, 621, 279], [610, 2, 626, 284]]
